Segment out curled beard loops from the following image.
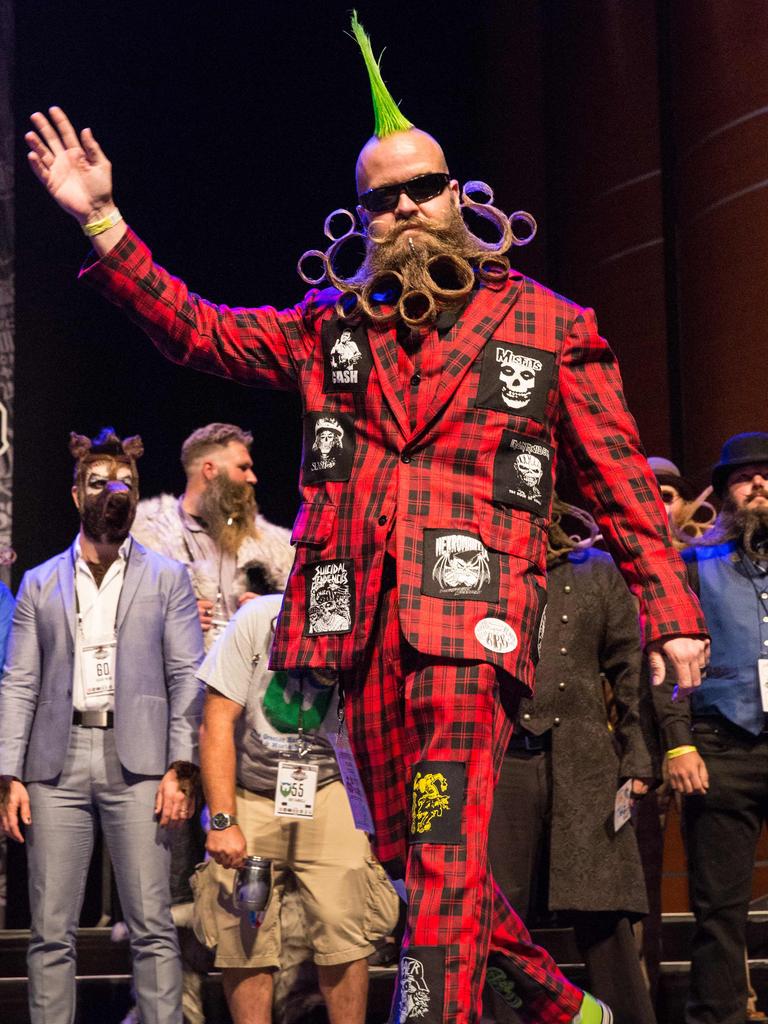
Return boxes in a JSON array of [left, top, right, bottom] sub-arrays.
[[669, 486, 718, 549], [361, 271, 404, 322], [296, 181, 537, 327]]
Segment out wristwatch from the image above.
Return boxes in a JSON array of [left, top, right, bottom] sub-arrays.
[[210, 812, 238, 831]]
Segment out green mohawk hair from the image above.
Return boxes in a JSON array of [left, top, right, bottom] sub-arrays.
[[350, 10, 413, 138]]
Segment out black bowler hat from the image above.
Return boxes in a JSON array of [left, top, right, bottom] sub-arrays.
[[711, 432, 768, 496]]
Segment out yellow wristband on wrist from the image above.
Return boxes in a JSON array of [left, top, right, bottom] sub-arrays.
[[666, 745, 697, 760], [82, 208, 123, 237]]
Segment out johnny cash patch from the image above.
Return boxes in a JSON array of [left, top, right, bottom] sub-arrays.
[[397, 946, 446, 1024], [493, 430, 553, 516], [475, 340, 554, 422], [302, 412, 355, 485], [409, 761, 465, 845], [321, 319, 372, 393], [303, 559, 355, 636], [421, 529, 500, 602]]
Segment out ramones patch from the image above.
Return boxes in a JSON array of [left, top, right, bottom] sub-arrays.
[[397, 946, 446, 1024], [409, 761, 464, 845], [303, 559, 355, 636], [321, 319, 373, 393], [302, 412, 355, 485], [421, 529, 499, 602], [493, 430, 553, 516], [475, 340, 554, 422]]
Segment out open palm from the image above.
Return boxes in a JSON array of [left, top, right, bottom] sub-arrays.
[[26, 107, 113, 222]]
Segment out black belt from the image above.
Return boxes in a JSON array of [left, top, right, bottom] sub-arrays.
[[73, 710, 114, 728], [507, 729, 551, 753]]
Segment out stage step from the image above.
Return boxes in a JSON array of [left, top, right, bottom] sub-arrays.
[[2, 917, 768, 1023]]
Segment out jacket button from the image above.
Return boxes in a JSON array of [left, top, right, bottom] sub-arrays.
[[563, 585, 572, 594], [559, 646, 568, 655], [553, 717, 561, 726], [410, 372, 421, 386], [558, 682, 566, 691], [378, 515, 388, 526], [560, 614, 569, 623], [401, 454, 411, 464], [522, 712, 531, 721]]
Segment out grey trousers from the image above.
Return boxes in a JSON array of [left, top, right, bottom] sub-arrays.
[[26, 724, 182, 1024]]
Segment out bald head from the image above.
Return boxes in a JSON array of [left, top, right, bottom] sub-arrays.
[[355, 128, 449, 195]]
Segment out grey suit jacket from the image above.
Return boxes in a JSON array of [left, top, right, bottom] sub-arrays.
[[0, 537, 205, 780]]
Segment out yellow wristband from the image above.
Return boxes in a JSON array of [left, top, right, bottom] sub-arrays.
[[666, 745, 697, 760], [82, 208, 123, 237]]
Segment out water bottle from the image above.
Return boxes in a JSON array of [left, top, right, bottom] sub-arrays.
[[233, 856, 272, 927]]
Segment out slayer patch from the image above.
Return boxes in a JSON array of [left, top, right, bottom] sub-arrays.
[[409, 761, 464, 845], [321, 319, 372, 393], [475, 340, 554, 422], [397, 946, 446, 1024], [302, 412, 355, 485], [303, 559, 355, 636], [421, 529, 499, 602], [493, 431, 553, 516]]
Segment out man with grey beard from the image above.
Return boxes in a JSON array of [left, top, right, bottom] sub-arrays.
[[655, 432, 768, 1024], [132, 423, 294, 652]]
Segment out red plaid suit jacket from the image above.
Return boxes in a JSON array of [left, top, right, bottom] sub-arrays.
[[81, 229, 706, 692]]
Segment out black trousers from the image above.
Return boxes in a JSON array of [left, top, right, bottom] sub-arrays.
[[488, 749, 657, 1024], [684, 720, 768, 1024]]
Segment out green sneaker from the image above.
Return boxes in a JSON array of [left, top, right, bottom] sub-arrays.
[[574, 992, 614, 1024]]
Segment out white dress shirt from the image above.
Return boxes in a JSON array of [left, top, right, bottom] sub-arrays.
[[72, 535, 131, 712]]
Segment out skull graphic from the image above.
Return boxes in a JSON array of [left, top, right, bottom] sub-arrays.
[[498, 352, 542, 410], [514, 452, 543, 491]]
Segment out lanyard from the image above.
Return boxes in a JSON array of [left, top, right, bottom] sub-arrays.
[[73, 542, 130, 637]]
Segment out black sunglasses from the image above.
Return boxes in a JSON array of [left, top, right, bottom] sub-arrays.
[[358, 172, 451, 213]]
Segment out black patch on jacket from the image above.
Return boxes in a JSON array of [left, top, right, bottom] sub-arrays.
[[493, 431, 553, 516]]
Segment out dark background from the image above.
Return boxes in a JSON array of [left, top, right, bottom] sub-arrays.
[[13, 0, 768, 585]]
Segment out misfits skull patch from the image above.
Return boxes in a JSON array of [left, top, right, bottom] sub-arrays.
[[493, 430, 553, 516], [475, 341, 554, 422], [321, 320, 372, 393], [397, 947, 446, 1024], [421, 529, 500, 602], [304, 559, 355, 636], [409, 761, 464, 845], [302, 412, 355, 485]]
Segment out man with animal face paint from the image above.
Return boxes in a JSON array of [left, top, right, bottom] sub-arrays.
[[0, 427, 204, 1024]]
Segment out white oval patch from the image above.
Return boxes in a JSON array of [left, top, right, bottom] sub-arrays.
[[474, 617, 518, 654]]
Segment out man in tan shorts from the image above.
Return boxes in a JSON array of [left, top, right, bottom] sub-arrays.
[[196, 592, 399, 1024]]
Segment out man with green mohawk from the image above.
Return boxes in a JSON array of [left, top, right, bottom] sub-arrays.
[[25, 12, 708, 1024]]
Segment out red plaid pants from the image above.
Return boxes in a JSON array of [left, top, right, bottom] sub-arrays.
[[344, 582, 583, 1024]]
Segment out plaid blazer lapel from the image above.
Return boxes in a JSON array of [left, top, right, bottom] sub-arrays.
[[416, 274, 523, 438], [368, 321, 411, 439]]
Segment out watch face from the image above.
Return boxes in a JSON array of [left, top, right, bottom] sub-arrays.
[[211, 813, 230, 830]]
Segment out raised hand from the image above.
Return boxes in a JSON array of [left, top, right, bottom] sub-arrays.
[[26, 107, 115, 226]]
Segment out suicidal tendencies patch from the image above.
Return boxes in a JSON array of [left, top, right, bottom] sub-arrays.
[[397, 947, 446, 1024], [321, 320, 372, 393], [304, 559, 355, 636], [475, 340, 554, 422], [302, 413, 355, 485], [409, 761, 464, 845], [421, 529, 499, 602], [493, 430, 553, 515]]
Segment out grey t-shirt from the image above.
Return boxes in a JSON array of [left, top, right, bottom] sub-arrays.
[[197, 593, 341, 792]]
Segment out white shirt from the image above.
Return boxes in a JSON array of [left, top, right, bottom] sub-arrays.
[[72, 535, 131, 711]]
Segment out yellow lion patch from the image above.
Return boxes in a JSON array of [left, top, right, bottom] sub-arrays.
[[411, 771, 450, 835]]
